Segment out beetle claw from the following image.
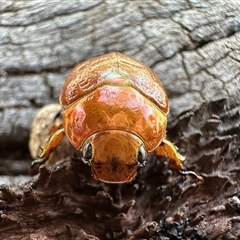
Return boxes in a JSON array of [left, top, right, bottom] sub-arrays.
[[179, 170, 204, 183], [29, 158, 48, 176]]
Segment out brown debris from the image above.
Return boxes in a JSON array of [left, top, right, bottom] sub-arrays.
[[0, 99, 239, 239]]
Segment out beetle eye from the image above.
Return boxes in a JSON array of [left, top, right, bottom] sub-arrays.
[[82, 142, 93, 164], [137, 145, 147, 167]]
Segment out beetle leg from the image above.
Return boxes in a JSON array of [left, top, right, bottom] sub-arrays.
[[156, 139, 203, 182], [38, 128, 65, 159], [49, 110, 63, 135], [156, 139, 184, 170], [29, 158, 48, 176], [30, 127, 66, 176]]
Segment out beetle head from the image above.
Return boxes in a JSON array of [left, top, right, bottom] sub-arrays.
[[82, 130, 147, 183]]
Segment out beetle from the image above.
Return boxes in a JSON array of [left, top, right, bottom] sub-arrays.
[[34, 52, 202, 183]]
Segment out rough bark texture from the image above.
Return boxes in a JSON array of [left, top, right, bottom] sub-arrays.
[[0, 0, 240, 239]]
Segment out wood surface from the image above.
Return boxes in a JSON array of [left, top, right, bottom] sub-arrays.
[[0, 1, 240, 239]]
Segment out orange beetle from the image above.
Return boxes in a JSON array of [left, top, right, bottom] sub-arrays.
[[37, 52, 202, 183]]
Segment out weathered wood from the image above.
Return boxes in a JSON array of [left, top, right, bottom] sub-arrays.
[[1, 0, 240, 147], [0, 0, 240, 239], [1, 99, 240, 239]]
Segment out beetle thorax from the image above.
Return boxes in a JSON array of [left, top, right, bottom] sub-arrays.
[[63, 85, 167, 153]]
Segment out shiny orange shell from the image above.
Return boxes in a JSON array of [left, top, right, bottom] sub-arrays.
[[35, 52, 203, 183], [60, 52, 169, 114], [59, 52, 169, 154]]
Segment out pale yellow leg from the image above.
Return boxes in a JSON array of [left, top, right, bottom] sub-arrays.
[[156, 139, 185, 170], [156, 139, 203, 182], [39, 128, 65, 159], [30, 128, 65, 176]]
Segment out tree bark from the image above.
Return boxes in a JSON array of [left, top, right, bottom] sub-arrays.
[[0, 0, 240, 239]]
